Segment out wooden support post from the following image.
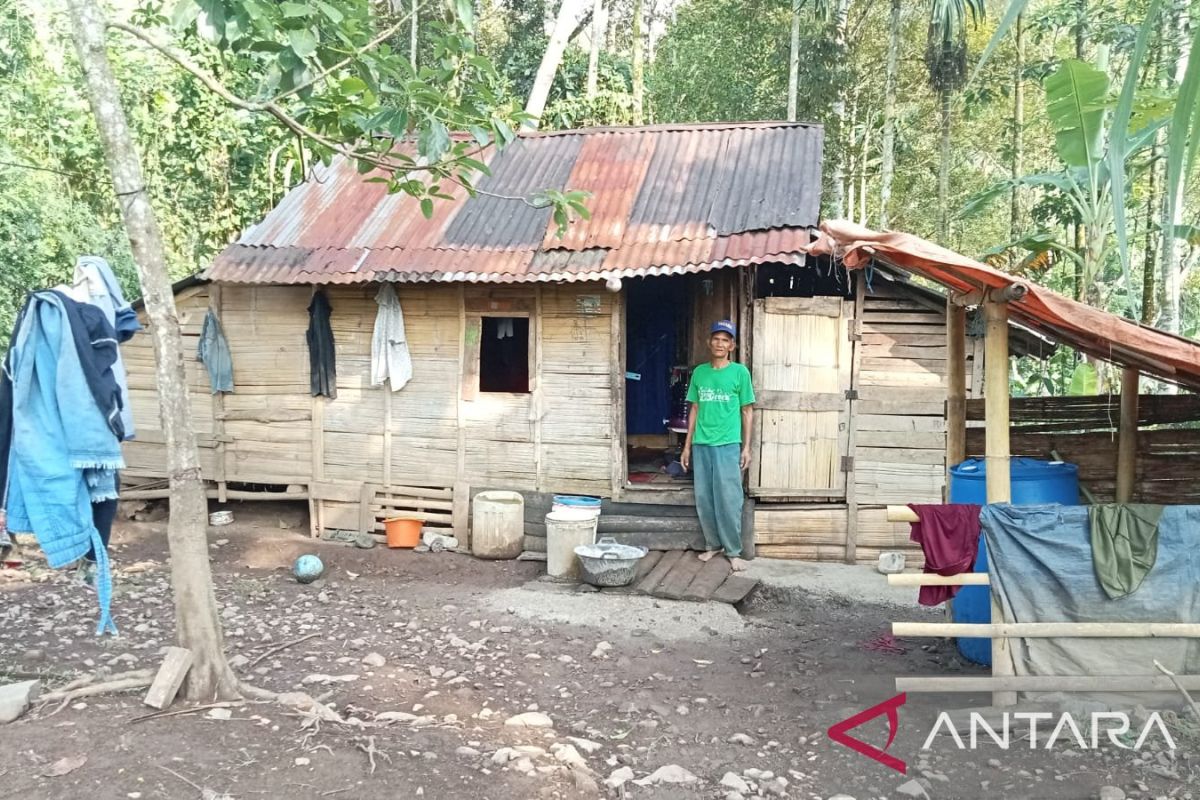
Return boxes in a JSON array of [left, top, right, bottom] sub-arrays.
[[1116, 367, 1140, 503], [610, 287, 626, 496], [982, 295, 1015, 707], [142, 647, 193, 710], [843, 280, 865, 564], [946, 299, 966, 476], [209, 284, 228, 504], [983, 299, 1011, 505]]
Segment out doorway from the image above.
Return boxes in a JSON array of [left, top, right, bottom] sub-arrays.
[[624, 275, 693, 486]]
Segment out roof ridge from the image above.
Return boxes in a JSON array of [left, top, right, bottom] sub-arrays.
[[518, 120, 823, 138]]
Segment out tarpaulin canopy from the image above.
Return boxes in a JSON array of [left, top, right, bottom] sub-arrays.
[[808, 221, 1200, 392]]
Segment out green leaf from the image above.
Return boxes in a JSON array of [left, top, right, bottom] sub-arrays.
[[280, 2, 311, 18], [340, 76, 368, 95], [468, 125, 492, 147], [418, 119, 451, 160], [287, 29, 318, 58], [458, 157, 490, 175], [1045, 59, 1109, 169], [967, 0, 1031, 90], [420, 197, 434, 218], [455, 0, 475, 34], [956, 180, 1015, 219], [170, 0, 201, 29], [315, 0, 344, 23], [1067, 362, 1098, 396], [1109, 0, 1162, 321], [494, 118, 515, 146]]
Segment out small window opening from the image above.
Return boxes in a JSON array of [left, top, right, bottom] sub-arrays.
[[480, 317, 530, 393]]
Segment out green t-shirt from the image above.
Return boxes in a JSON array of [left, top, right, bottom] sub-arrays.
[[686, 361, 756, 446]]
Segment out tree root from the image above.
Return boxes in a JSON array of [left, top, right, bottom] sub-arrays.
[[39, 670, 153, 703]]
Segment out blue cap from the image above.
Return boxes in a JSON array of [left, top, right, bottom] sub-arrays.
[[711, 320, 737, 338]]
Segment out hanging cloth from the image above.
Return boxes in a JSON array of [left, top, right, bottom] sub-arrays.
[[68, 256, 141, 440], [3, 292, 123, 634], [907, 503, 982, 606], [1088, 504, 1165, 600], [54, 291, 125, 442], [307, 290, 337, 398], [370, 284, 412, 391], [496, 318, 514, 339], [198, 309, 234, 394]]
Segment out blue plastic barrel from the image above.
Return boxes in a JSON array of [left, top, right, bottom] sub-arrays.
[[948, 457, 1080, 665]]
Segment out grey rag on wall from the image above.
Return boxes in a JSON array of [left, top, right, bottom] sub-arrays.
[[370, 284, 412, 391], [198, 309, 234, 394]]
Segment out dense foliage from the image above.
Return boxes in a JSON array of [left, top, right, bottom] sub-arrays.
[[2, 0, 1198, 387]]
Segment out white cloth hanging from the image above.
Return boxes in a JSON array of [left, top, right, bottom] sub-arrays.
[[370, 284, 412, 391], [496, 318, 514, 339]]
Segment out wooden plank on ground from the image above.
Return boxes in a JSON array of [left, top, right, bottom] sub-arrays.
[[631, 550, 663, 584], [143, 647, 193, 710], [710, 574, 760, 605], [683, 555, 731, 601], [635, 549, 684, 595], [656, 553, 706, 600]]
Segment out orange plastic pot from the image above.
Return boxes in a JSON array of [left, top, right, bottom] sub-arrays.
[[384, 517, 422, 549]]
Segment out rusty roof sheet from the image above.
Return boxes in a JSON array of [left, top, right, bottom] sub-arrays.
[[207, 121, 823, 285], [810, 221, 1200, 392]]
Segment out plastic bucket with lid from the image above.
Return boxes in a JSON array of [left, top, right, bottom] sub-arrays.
[[545, 510, 598, 580], [384, 517, 422, 548], [551, 495, 602, 519]]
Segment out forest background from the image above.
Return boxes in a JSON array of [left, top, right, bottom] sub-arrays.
[[2, 0, 1197, 396]]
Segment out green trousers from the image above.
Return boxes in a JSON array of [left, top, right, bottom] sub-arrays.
[[693, 443, 743, 558]]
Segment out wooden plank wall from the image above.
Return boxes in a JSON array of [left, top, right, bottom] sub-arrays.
[[120, 286, 218, 481], [120, 281, 617, 523], [754, 282, 950, 566], [965, 393, 1200, 503]]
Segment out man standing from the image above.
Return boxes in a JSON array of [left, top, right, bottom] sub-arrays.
[[681, 320, 755, 571]]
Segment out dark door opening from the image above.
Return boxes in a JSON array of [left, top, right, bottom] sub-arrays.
[[624, 275, 693, 486]]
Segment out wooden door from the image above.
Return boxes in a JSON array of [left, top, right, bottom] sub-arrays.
[[750, 296, 852, 498]]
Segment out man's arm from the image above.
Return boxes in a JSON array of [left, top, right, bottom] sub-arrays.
[[740, 404, 754, 470], [681, 403, 698, 471]]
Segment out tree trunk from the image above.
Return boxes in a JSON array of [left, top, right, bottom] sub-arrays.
[[1010, 14, 1024, 251], [937, 86, 951, 243], [65, 0, 239, 701], [1142, 155, 1160, 325], [410, 0, 418, 71], [827, 0, 850, 220], [1075, 0, 1087, 60], [787, 0, 800, 122], [859, 114, 869, 224], [631, 0, 645, 125], [846, 91, 857, 225], [1159, 0, 1190, 335], [525, 0, 590, 126], [586, 0, 601, 98], [878, 0, 900, 229]]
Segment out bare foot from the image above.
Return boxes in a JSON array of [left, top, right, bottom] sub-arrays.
[[729, 557, 749, 572], [698, 550, 720, 563]]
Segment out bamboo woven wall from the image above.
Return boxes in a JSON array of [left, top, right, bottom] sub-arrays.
[[120, 280, 617, 510], [965, 394, 1200, 503]]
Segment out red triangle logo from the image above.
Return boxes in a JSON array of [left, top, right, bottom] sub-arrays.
[[827, 692, 907, 774]]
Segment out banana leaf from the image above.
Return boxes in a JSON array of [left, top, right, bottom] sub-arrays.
[[1045, 59, 1109, 170]]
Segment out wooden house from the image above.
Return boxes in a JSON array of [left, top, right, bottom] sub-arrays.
[[121, 122, 1045, 566]]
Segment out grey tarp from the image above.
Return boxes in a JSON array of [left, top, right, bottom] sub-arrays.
[[981, 503, 1200, 706]]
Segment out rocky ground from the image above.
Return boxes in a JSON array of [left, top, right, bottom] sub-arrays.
[[0, 503, 1196, 800]]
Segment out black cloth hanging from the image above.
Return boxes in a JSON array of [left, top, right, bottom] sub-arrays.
[[307, 290, 337, 398], [53, 291, 125, 441]]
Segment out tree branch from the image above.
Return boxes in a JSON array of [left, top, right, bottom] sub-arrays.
[[106, 21, 408, 174], [271, 6, 421, 104]]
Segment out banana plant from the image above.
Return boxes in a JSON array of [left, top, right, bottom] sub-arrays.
[[958, 57, 1168, 312]]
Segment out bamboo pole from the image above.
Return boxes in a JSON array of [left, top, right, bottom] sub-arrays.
[[983, 296, 1015, 706], [886, 505, 919, 522], [897, 674, 1200, 692], [888, 573, 989, 586], [1116, 367, 1140, 502], [946, 300, 967, 476], [894, 622, 1200, 638]]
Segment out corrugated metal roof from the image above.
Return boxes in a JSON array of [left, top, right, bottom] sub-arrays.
[[208, 121, 824, 285]]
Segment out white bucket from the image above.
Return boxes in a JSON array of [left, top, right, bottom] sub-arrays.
[[209, 510, 233, 527], [551, 495, 602, 519], [472, 491, 525, 559], [545, 510, 598, 580]]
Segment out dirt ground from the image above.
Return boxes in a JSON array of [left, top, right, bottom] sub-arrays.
[[1, 503, 1196, 800]]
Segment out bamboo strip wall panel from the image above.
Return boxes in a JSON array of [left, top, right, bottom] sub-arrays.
[[464, 439, 537, 488], [323, 431, 385, 484], [324, 386, 386, 433], [463, 394, 535, 443], [964, 393, 1200, 431], [122, 440, 218, 479], [540, 444, 612, 482], [855, 462, 944, 504], [391, 440, 459, 485]]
